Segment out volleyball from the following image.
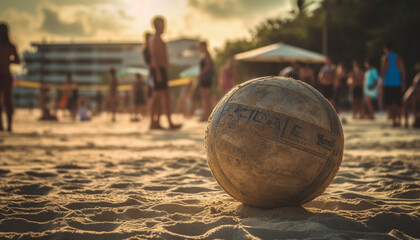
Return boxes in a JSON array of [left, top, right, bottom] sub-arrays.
[[205, 76, 344, 208]]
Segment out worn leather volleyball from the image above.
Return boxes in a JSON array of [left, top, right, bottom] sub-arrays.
[[205, 76, 344, 208]]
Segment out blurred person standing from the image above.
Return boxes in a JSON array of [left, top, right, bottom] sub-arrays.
[[68, 75, 78, 121], [318, 57, 336, 106], [279, 62, 301, 80], [38, 81, 57, 121], [143, 31, 162, 127], [142, 32, 154, 99], [364, 59, 380, 120], [299, 63, 315, 86], [58, 73, 78, 120], [149, 16, 181, 130], [0, 22, 20, 132], [348, 61, 365, 119], [402, 64, 420, 128], [58, 74, 71, 114], [28, 93, 34, 113], [334, 63, 349, 113], [108, 68, 118, 122], [132, 73, 147, 122], [219, 59, 235, 95], [95, 89, 103, 116], [191, 80, 201, 118], [381, 42, 406, 127], [123, 90, 131, 114], [175, 80, 193, 118], [198, 41, 214, 122]]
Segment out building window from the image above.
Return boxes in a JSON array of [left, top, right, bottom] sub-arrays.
[[75, 59, 94, 64], [97, 47, 122, 52], [97, 59, 122, 64], [76, 47, 94, 52], [55, 48, 71, 52]]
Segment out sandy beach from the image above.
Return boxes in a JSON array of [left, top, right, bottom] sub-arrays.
[[0, 109, 419, 240]]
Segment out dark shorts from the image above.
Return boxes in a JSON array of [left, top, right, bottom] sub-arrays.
[[384, 86, 402, 107], [321, 84, 334, 99], [353, 86, 364, 99], [199, 71, 213, 88], [151, 67, 168, 90]]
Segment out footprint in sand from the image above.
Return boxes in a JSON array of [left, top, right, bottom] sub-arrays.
[[8, 210, 64, 222], [0, 218, 57, 232], [61, 185, 83, 190], [109, 183, 143, 189], [152, 203, 204, 214], [0, 169, 11, 176], [25, 171, 57, 178], [172, 186, 215, 194], [164, 217, 237, 236], [390, 189, 420, 199], [180, 199, 201, 204], [67, 219, 119, 232], [65, 179, 92, 184], [4, 183, 53, 195], [64, 198, 142, 210], [365, 212, 420, 239], [79, 189, 105, 194], [90, 208, 165, 221], [144, 185, 171, 191], [56, 164, 89, 169], [311, 199, 379, 211], [8, 200, 49, 208]]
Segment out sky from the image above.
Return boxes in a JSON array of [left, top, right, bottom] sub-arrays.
[[0, 0, 310, 55]]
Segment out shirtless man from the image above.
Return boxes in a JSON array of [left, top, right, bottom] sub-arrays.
[[149, 16, 181, 130]]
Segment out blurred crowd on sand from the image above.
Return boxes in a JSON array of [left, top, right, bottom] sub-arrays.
[[1, 14, 420, 132], [279, 48, 420, 128]]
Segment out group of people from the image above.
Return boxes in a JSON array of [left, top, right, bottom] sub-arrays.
[[175, 58, 235, 120], [141, 16, 224, 129], [100, 16, 222, 129], [280, 43, 420, 128], [1, 17, 419, 132], [106, 69, 148, 123], [32, 16, 226, 129], [37, 70, 148, 123]]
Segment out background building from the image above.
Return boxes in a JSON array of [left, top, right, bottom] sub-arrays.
[[14, 38, 200, 107]]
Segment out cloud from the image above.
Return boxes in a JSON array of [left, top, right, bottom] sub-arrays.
[[187, 0, 288, 19], [0, 8, 43, 48], [0, 1, 137, 52], [40, 8, 86, 36], [38, 3, 136, 37], [77, 5, 133, 34], [0, 0, 116, 16]]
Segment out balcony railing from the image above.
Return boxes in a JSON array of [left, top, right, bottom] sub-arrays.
[[21, 74, 101, 83]]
